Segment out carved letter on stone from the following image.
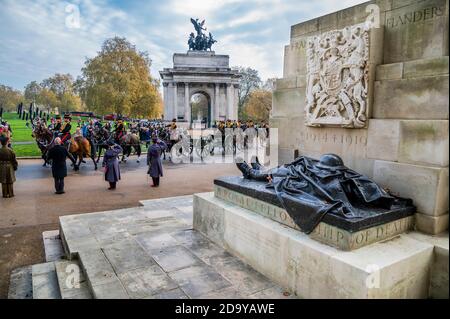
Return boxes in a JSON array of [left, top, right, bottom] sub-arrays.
[[305, 23, 370, 128]]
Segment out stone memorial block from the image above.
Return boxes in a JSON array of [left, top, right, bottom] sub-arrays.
[[270, 0, 449, 234], [384, 0, 449, 64], [373, 75, 449, 120], [213, 177, 415, 251], [193, 192, 436, 298]]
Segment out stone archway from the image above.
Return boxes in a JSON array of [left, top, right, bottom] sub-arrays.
[[190, 91, 211, 128], [160, 51, 241, 127]]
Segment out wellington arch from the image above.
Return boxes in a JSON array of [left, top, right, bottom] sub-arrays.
[[160, 51, 241, 127]]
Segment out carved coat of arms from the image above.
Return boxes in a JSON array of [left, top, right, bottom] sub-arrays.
[[305, 23, 370, 128]]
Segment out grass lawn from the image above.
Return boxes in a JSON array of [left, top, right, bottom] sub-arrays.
[[1, 112, 35, 142], [11, 143, 41, 157], [0, 113, 39, 157], [2, 112, 147, 157]]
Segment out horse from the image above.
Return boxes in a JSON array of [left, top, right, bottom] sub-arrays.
[[32, 123, 95, 170], [92, 125, 112, 165], [69, 136, 97, 170], [31, 124, 54, 167], [118, 132, 142, 163]]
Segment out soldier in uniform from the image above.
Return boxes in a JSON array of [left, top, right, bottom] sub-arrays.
[[53, 115, 62, 137], [60, 114, 72, 148], [0, 135, 18, 198], [168, 118, 178, 147], [114, 117, 126, 144]]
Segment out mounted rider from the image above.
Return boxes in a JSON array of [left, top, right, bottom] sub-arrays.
[[167, 118, 178, 146], [114, 117, 126, 144], [60, 114, 73, 148], [53, 115, 62, 136]]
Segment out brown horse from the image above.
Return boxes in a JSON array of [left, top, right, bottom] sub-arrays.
[[69, 136, 98, 170], [119, 132, 142, 163], [32, 124, 54, 167], [32, 124, 97, 170]]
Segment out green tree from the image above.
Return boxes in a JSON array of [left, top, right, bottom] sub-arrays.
[[41, 73, 80, 113], [78, 36, 162, 118], [37, 88, 58, 111], [244, 89, 272, 122], [41, 74, 74, 97], [24, 81, 42, 102], [0, 84, 23, 111], [234, 66, 262, 120]]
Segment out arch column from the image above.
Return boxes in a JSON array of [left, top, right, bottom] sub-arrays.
[[226, 83, 233, 120], [172, 82, 178, 120], [184, 83, 190, 124], [163, 82, 169, 120], [214, 83, 220, 121]]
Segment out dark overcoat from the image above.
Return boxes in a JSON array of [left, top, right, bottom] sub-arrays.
[[47, 145, 73, 179], [103, 145, 122, 182], [0, 146, 18, 184], [147, 141, 167, 178]]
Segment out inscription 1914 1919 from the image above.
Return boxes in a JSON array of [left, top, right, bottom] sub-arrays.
[[298, 131, 368, 146], [386, 5, 445, 28]]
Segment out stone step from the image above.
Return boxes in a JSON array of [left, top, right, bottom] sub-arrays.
[[54, 260, 93, 299], [8, 266, 33, 299], [77, 249, 129, 299], [31, 262, 61, 299], [43, 230, 65, 262]]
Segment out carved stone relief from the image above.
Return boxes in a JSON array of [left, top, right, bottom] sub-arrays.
[[306, 23, 370, 128]]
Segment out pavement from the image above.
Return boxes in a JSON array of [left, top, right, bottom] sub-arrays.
[[51, 195, 293, 299], [0, 157, 239, 298]]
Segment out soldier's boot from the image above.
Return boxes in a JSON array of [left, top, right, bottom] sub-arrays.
[[250, 156, 263, 170], [236, 160, 269, 182]]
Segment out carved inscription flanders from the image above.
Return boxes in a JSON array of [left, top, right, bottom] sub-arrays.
[[306, 23, 370, 128]]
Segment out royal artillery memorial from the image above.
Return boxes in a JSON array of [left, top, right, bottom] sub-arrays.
[[193, 0, 449, 299]]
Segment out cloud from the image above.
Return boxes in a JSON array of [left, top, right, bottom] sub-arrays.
[[0, 0, 367, 91]]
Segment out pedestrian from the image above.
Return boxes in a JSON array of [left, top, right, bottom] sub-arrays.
[[1, 124, 12, 148], [0, 136, 18, 198], [147, 134, 167, 187], [47, 137, 78, 195], [102, 141, 122, 190]]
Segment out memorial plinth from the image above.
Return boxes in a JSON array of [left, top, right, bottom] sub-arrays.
[[214, 176, 415, 251], [270, 0, 449, 235], [193, 192, 438, 299]]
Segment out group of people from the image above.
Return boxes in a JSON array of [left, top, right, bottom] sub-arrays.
[[0, 120, 16, 198], [0, 120, 12, 148], [213, 119, 269, 131], [1, 117, 169, 198], [43, 115, 168, 194], [1, 114, 270, 199]]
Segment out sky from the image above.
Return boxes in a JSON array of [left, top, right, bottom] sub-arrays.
[[0, 0, 366, 91]]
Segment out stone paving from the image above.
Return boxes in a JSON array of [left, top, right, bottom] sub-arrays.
[[59, 195, 294, 299]]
